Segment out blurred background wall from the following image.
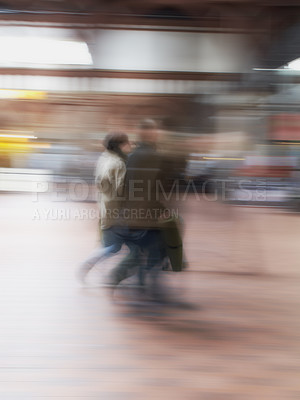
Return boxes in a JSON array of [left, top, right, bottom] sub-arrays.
[[0, 0, 299, 207]]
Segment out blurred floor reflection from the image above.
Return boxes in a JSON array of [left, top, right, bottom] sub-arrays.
[[1, 193, 300, 399]]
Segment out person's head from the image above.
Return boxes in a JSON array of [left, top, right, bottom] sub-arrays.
[[138, 119, 159, 145], [103, 132, 130, 158]]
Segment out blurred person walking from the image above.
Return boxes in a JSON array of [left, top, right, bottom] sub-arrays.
[[77, 132, 139, 283], [109, 120, 184, 295]]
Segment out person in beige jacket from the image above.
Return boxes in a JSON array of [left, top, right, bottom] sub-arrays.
[[78, 132, 138, 284], [95, 139, 127, 231]]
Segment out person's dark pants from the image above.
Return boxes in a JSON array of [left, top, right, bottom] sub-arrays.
[[108, 228, 146, 286]]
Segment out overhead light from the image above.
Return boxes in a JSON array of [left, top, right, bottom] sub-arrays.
[[285, 58, 300, 71], [203, 157, 244, 161], [0, 134, 37, 139], [253, 59, 300, 72], [253, 68, 283, 71], [0, 37, 92, 66]]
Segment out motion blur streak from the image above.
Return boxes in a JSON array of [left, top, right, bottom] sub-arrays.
[[1, 1, 300, 399]]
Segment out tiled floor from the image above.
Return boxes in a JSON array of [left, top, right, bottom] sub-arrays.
[[1, 194, 300, 399]]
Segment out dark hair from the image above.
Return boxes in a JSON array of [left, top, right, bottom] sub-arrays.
[[103, 133, 129, 159]]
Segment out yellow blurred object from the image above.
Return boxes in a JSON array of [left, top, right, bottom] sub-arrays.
[[0, 141, 31, 153], [0, 132, 50, 154], [0, 90, 47, 100]]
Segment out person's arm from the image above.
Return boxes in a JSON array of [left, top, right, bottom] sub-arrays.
[[96, 160, 126, 197], [113, 161, 126, 196]]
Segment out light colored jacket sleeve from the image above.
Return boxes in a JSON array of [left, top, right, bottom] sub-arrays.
[[95, 157, 126, 199]]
